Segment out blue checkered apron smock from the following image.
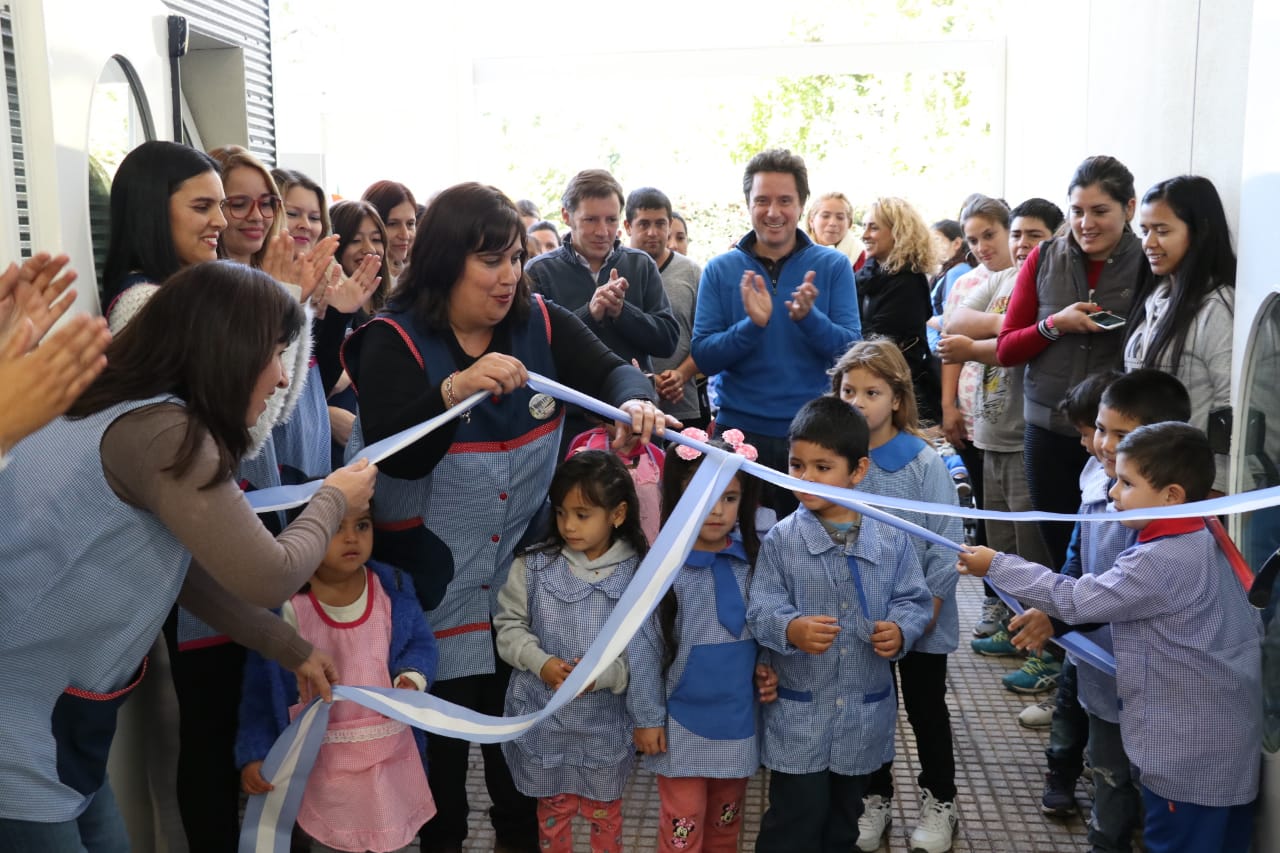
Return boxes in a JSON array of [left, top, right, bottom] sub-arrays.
[[344, 297, 564, 681], [627, 538, 760, 779], [990, 520, 1263, 806], [501, 549, 637, 800], [271, 360, 333, 483], [0, 397, 190, 821], [747, 508, 933, 776], [859, 431, 964, 654]]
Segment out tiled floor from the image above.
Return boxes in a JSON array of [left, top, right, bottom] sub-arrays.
[[443, 575, 1092, 852]]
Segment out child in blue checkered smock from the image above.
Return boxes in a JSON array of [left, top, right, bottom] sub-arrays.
[[747, 397, 934, 853], [628, 430, 765, 853], [961, 422, 1263, 853], [830, 339, 963, 853], [495, 451, 648, 853]]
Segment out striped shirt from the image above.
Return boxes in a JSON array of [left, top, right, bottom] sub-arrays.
[[989, 518, 1263, 806]]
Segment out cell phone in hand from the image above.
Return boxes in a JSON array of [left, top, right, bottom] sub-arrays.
[[1089, 310, 1126, 330]]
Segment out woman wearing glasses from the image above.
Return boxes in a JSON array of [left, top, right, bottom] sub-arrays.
[[207, 145, 284, 266]]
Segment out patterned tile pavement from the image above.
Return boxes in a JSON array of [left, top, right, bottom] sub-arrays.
[[437, 575, 1093, 852]]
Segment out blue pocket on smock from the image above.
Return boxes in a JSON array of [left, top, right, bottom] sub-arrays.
[[51, 658, 147, 796], [373, 519, 454, 611], [667, 640, 757, 740]]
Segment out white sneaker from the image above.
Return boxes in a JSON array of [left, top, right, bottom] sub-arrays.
[[1018, 696, 1056, 729], [856, 794, 892, 851], [909, 789, 957, 853]]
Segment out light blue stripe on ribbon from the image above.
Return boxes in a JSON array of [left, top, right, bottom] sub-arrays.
[[240, 371, 1278, 850], [240, 448, 745, 852]]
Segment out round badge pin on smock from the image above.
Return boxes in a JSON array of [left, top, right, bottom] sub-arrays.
[[528, 393, 557, 420]]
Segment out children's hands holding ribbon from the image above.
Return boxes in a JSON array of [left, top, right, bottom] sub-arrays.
[[957, 545, 996, 577]]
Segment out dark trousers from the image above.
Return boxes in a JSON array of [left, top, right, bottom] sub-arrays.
[[737, 428, 799, 518], [163, 633, 247, 853], [1140, 786, 1255, 853], [957, 440, 986, 547], [1045, 659, 1088, 781], [756, 768, 871, 853], [867, 650, 956, 802], [418, 655, 538, 853], [1023, 423, 1090, 570]]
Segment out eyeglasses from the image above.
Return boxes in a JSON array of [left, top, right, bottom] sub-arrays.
[[223, 194, 282, 220]]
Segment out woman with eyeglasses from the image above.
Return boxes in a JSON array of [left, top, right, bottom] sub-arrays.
[[207, 146, 284, 266]]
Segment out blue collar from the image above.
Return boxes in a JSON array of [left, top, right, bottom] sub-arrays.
[[685, 536, 749, 567], [869, 431, 926, 473]]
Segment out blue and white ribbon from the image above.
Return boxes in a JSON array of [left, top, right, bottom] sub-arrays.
[[240, 373, 1276, 851], [240, 448, 744, 852]]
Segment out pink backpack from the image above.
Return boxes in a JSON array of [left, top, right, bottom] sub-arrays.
[[567, 427, 665, 545]]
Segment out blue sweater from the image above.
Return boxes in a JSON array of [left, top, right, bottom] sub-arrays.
[[235, 561, 439, 766], [691, 231, 861, 437]]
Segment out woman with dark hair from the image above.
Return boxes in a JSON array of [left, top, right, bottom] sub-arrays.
[[362, 180, 419, 283], [330, 199, 392, 315], [997, 154, 1143, 567], [102, 141, 226, 311], [104, 143, 337, 852], [343, 182, 664, 853], [0, 262, 376, 850], [1127, 175, 1236, 494]]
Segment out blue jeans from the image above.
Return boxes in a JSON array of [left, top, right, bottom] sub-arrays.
[[1045, 659, 1088, 780], [1086, 714, 1141, 852], [0, 780, 130, 852]]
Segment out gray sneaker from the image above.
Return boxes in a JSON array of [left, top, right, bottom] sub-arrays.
[[972, 596, 1011, 637]]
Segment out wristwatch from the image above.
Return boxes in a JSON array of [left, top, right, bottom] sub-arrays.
[[1044, 314, 1057, 332]]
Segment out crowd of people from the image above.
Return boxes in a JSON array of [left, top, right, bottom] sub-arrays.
[[0, 139, 1263, 853]]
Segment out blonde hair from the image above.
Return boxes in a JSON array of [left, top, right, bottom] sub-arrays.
[[805, 191, 854, 241], [869, 196, 934, 275], [828, 338, 924, 438], [207, 145, 284, 268]]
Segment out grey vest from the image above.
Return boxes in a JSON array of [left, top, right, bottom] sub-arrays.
[[1023, 231, 1141, 434]]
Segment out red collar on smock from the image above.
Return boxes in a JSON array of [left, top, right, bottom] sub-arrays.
[[1137, 516, 1206, 543]]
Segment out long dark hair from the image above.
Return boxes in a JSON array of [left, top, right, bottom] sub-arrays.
[[656, 439, 761, 671], [1127, 175, 1236, 369], [525, 450, 649, 560], [68, 261, 305, 487], [330, 200, 392, 311], [103, 141, 221, 302], [391, 182, 531, 332]]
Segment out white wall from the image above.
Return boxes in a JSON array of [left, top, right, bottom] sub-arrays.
[[1004, 0, 1252, 231]]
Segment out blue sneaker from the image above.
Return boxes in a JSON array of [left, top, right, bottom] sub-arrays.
[[1002, 653, 1062, 694], [970, 628, 1021, 657]]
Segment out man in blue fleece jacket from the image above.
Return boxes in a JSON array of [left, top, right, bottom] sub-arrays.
[[692, 148, 861, 514]]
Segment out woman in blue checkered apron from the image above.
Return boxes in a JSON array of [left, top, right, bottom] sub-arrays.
[[0, 262, 377, 852], [342, 182, 669, 853]]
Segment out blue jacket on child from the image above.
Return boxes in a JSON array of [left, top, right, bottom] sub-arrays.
[[234, 560, 439, 767], [747, 507, 932, 776]]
